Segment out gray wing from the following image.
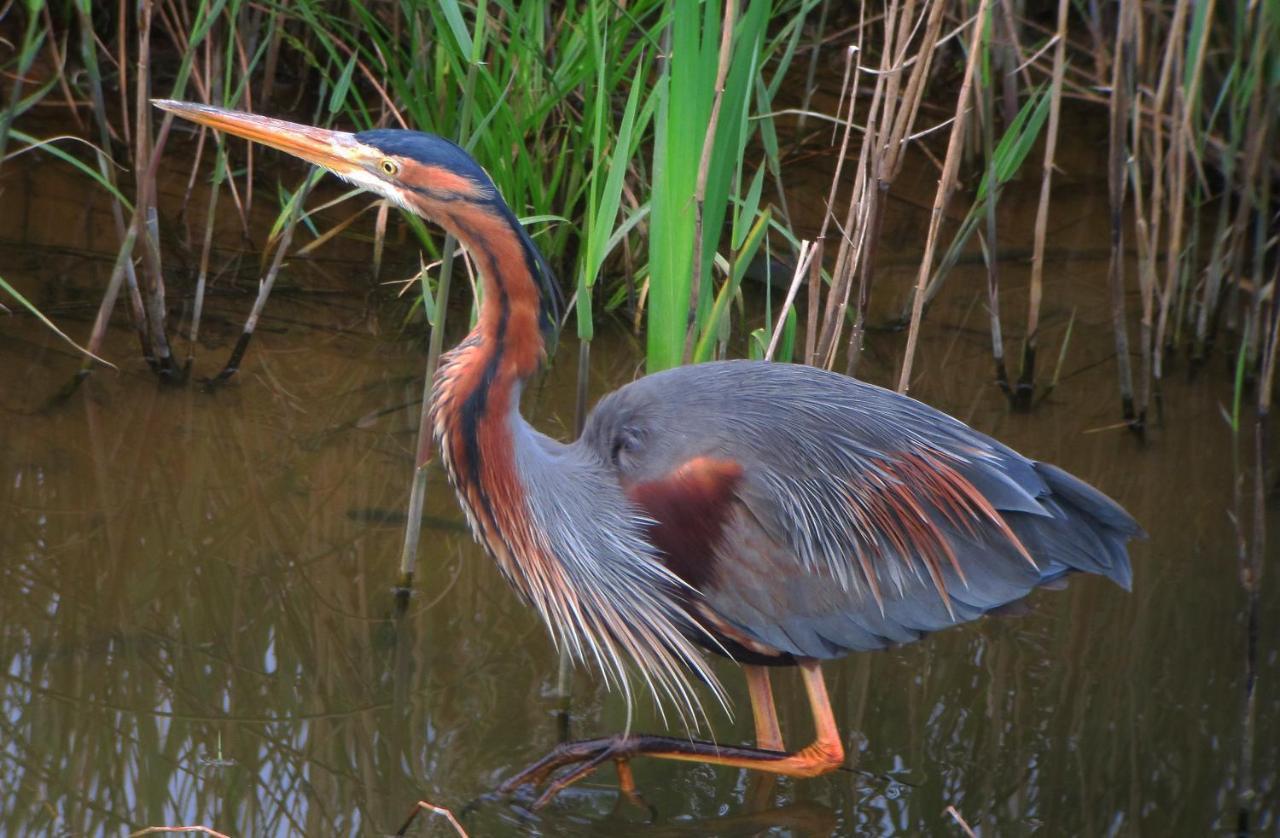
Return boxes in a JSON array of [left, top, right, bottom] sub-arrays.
[[579, 360, 1142, 660]]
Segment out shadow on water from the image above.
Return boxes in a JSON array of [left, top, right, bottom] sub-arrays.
[[2, 119, 1277, 835]]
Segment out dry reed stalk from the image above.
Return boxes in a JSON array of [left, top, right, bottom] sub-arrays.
[[1154, 88, 1188, 389], [1017, 0, 1069, 410], [1139, 0, 1189, 417], [684, 0, 739, 365], [39, 4, 84, 132], [844, 66, 889, 374], [1104, 0, 1136, 423], [897, 0, 990, 395], [260, 7, 285, 107], [1172, 0, 1216, 362], [846, 0, 949, 376], [1128, 10, 1155, 423], [805, 41, 858, 366], [116, 0, 130, 146], [822, 4, 887, 368], [810, 43, 868, 368], [132, 1, 180, 376]]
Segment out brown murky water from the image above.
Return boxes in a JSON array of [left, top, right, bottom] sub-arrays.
[[2, 115, 1277, 836]]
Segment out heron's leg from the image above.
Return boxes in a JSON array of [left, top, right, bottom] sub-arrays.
[[744, 665, 784, 750], [502, 660, 844, 808], [743, 664, 784, 808]]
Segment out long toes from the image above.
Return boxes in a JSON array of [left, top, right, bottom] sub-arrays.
[[532, 749, 617, 809], [499, 739, 616, 794]]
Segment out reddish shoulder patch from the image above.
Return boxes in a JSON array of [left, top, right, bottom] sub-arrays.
[[626, 457, 744, 590]]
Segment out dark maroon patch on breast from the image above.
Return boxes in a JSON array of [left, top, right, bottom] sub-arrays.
[[626, 457, 744, 590]]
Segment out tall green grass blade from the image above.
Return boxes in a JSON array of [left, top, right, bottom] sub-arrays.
[[0, 274, 116, 368], [5, 131, 134, 210], [328, 54, 359, 114]]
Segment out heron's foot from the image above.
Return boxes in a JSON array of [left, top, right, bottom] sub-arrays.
[[500, 735, 639, 809], [499, 733, 839, 810]]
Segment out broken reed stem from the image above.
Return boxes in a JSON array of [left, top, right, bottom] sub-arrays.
[[213, 175, 316, 382], [766, 240, 815, 360], [944, 805, 978, 838], [397, 235, 457, 589], [129, 828, 232, 838], [683, 0, 739, 365], [394, 799, 469, 838], [1018, 0, 1069, 410], [897, 0, 990, 395], [1105, 0, 1137, 424]]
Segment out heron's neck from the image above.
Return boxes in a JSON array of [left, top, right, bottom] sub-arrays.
[[429, 202, 553, 580]]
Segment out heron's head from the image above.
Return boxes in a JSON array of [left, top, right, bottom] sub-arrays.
[[153, 99, 499, 216], [153, 99, 562, 339]]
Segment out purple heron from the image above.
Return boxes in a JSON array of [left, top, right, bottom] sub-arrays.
[[154, 100, 1142, 807]]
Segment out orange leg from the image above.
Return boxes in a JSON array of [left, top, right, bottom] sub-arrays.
[[501, 660, 845, 808], [745, 665, 784, 750]]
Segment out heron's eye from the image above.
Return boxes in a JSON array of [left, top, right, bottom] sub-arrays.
[[610, 429, 641, 467], [380, 159, 398, 176]]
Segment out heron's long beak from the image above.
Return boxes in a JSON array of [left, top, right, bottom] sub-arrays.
[[152, 99, 371, 177]]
